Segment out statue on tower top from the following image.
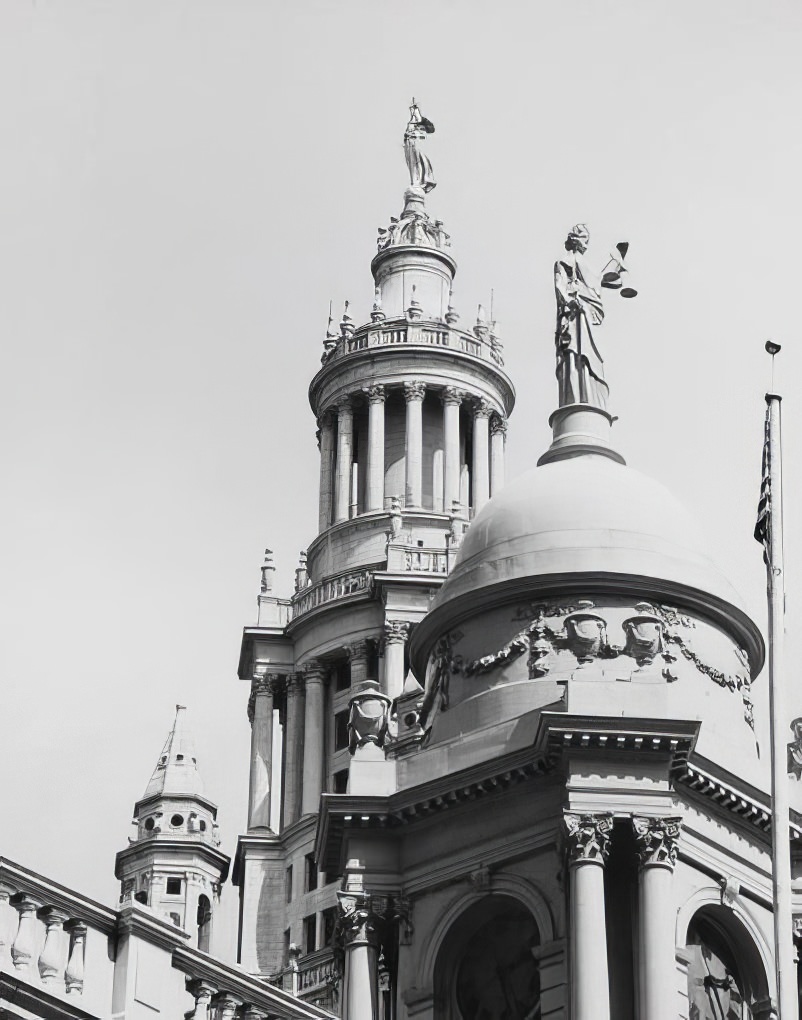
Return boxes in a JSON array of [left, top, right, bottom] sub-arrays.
[[553, 224, 636, 411], [404, 99, 436, 194]]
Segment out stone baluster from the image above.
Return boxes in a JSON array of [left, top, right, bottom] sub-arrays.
[[10, 893, 42, 971], [64, 920, 87, 995], [338, 893, 386, 1020], [490, 415, 507, 495], [185, 980, 217, 1020], [38, 907, 70, 985], [335, 398, 354, 522], [0, 883, 15, 970], [404, 383, 426, 509], [301, 660, 327, 817], [364, 385, 386, 512], [471, 398, 491, 513], [441, 387, 463, 514], [282, 673, 305, 829], [383, 621, 410, 701], [633, 816, 683, 1020], [317, 411, 336, 532], [247, 672, 279, 831], [564, 813, 613, 1020]]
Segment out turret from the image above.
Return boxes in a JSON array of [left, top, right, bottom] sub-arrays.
[[115, 706, 230, 952]]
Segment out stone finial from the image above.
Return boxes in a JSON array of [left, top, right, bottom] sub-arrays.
[[371, 286, 386, 323], [260, 549, 275, 594], [339, 301, 354, 338], [445, 289, 459, 325], [322, 301, 338, 363], [406, 284, 423, 322], [474, 304, 489, 340], [294, 551, 308, 592]]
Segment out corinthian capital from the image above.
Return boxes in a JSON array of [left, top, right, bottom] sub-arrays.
[[337, 892, 388, 949], [384, 620, 411, 645], [632, 816, 682, 869], [403, 381, 427, 402], [472, 397, 492, 419], [247, 670, 282, 722], [563, 812, 613, 865], [490, 414, 508, 436], [363, 384, 386, 404], [441, 386, 464, 406]]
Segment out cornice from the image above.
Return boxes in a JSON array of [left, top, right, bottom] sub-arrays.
[[0, 972, 99, 1020], [115, 841, 230, 884], [117, 901, 191, 952]]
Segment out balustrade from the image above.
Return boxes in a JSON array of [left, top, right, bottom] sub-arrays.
[[323, 317, 505, 367]]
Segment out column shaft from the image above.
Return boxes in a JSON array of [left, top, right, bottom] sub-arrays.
[[442, 389, 462, 512], [301, 665, 326, 816], [490, 416, 507, 495], [404, 383, 425, 508], [282, 675, 304, 829], [472, 401, 491, 513], [365, 386, 386, 512], [318, 414, 336, 532], [383, 622, 409, 701], [634, 816, 682, 1020], [335, 400, 354, 523], [344, 942, 379, 1020], [247, 677, 276, 831]]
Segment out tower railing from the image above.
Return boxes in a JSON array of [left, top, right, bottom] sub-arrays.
[[324, 317, 504, 367]]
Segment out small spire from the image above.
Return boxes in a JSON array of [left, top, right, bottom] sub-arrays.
[[474, 304, 489, 340], [445, 288, 459, 326], [340, 300, 354, 338], [371, 285, 386, 323], [140, 705, 204, 801], [260, 548, 275, 594]]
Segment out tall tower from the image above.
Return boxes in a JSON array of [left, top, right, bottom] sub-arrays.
[[233, 103, 515, 999], [115, 706, 230, 952]]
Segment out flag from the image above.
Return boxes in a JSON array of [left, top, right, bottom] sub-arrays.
[[754, 404, 771, 564]]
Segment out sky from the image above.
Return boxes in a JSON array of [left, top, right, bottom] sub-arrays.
[[1, 0, 801, 953]]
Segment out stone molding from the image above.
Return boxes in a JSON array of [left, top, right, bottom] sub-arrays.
[[303, 659, 327, 685], [632, 816, 683, 870], [563, 812, 613, 865], [403, 381, 427, 402]]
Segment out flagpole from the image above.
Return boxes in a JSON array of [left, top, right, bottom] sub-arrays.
[[765, 388, 795, 1018]]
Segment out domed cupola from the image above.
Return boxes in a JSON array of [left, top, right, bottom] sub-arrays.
[[409, 224, 764, 782]]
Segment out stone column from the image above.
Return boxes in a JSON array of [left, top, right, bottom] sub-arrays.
[[404, 383, 426, 508], [349, 640, 370, 689], [490, 415, 507, 495], [301, 660, 327, 816], [318, 412, 336, 532], [186, 981, 217, 1020], [383, 621, 410, 701], [338, 893, 386, 1020], [38, 907, 70, 984], [0, 883, 16, 971], [442, 387, 462, 513], [564, 812, 613, 1020], [633, 816, 683, 1020], [364, 385, 386, 512], [247, 672, 278, 831], [471, 398, 491, 513], [335, 398, 354, 523], [282, 674, 305, 829]]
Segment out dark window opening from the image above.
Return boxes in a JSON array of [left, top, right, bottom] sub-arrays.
[[197, 894, 212, 953], [333, 769, 349, 794], [286, 865, 293, 903], [305, 852, 318, 892], [144, 817, 155, 831], [335, 710, 349, 750], [323, 906, 338, 947], [134, 891, 147, 904], [170, 814, 184, 827], [303, 914, 316, 955], [169, 912, 181, 927], [333, 660, 351, 692], [166, 877, 182, 896], [367, 641, 380, 682]]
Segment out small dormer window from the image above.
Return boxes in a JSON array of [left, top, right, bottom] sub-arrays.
[[166, 877, 182, 895], [199, 820, 207, 832], [144, 817, 155, 831], [176, 754, 184, 761], [170, 814, 184, 828]]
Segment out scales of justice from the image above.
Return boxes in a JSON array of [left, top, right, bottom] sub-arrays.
[[539, 223, 638, 466]]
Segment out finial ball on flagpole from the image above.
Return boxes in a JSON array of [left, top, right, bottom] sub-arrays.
[[765, 340, 782, 356]]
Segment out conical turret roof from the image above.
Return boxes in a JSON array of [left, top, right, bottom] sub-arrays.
[[140, 705, 206, 801]]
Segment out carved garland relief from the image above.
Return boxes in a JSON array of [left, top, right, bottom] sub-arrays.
[[427, 600, 754, 729]]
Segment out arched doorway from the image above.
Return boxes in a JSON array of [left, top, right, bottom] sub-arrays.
[[197, 894, 212, 952], [434, 895, 541, 1019], [685, 907, 770, 1020]]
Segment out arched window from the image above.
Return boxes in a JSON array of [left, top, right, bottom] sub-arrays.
[[197, 894, 212, 953], [685, 907, 770, 1020], [435, 895, 541, 1019]]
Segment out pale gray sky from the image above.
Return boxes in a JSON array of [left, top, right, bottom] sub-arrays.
[[1, 0, 800, 948]]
